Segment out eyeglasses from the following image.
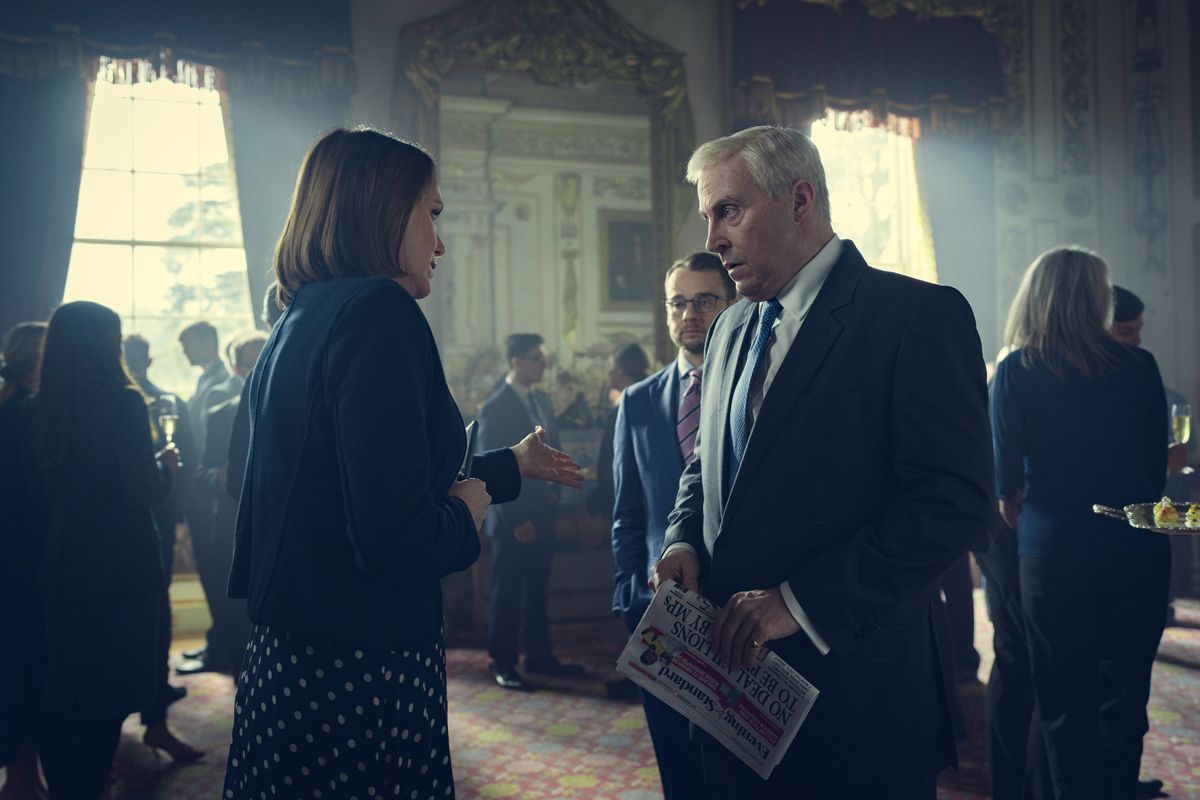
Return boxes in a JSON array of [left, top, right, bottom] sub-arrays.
[[665, 293, 723, 315], [518, 354, 547, 365]]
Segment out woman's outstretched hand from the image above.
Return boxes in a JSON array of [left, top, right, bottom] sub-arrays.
[[511, 426, 585, 489]]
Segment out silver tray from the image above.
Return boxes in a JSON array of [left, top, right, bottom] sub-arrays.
[[1093, 503, 1200, 535]]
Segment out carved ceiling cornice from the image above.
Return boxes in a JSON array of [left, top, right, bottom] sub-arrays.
[[399, 0, 686, 116]]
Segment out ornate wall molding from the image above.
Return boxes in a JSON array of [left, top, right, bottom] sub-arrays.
[[593, 175, 650, 200], [490, 124, 650, 164], [393, 0, 694, 365], [1128, 0, 1168, 275], [1059, 0, 1093, 174]]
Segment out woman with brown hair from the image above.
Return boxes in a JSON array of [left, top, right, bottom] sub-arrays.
[[221, 128, 582, 799], [993, 247, 1169, 799], [8, 302, 182, 798]]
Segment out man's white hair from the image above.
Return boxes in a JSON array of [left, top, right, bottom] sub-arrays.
[[685, 125, 831, 223]]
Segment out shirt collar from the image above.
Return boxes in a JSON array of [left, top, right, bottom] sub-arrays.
[[676, 351, 701, 379], [505, 374, 532, 399], [774, 234, 842, 320]]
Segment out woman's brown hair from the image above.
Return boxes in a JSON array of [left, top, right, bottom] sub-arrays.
[[274, 128, 436, 306], [33, 301, 138, 467]]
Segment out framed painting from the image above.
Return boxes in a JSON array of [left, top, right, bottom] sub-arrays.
[[598, 209, 654, 311]]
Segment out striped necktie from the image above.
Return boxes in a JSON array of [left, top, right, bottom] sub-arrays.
[[676, 366, 703, 464], [728, 299, 783, 484]]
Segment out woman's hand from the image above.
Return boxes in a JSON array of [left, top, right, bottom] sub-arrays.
[[449, 478, 491, 532], [511, 426, 585, 489], [156, 445, 181, 473]]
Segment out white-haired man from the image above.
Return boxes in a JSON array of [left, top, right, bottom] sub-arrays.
[[651, 126, 993, 797]]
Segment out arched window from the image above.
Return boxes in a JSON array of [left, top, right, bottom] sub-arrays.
[[809, 110, 937, 284], [65, 57, 253, 394]]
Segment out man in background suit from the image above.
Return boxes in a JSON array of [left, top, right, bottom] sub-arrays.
[[651, 126, 993, 798], [123, 334, 195, 714], [194, 332, 266, 674], [612, 251, 735, 800], [477, 333, 582, 689], [177, 320, 240, 675]]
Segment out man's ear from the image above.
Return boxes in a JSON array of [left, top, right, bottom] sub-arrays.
[[792, 179, 815, 219]]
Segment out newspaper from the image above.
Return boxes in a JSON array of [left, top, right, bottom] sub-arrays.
[[615, 580, 819, 779]]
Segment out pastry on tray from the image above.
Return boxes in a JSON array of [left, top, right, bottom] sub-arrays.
[[1187, 503, 1200, 528], [1153, 496, 1180, 526]]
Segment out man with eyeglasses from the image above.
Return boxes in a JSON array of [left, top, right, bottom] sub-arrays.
[[611, 252, 736, 799], [477, 333, 583, 689]]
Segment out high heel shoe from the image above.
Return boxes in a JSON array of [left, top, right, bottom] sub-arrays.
[[142, 726, 205, 764]]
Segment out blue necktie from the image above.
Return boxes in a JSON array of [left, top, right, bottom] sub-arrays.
[[728, 299, 783, 485]]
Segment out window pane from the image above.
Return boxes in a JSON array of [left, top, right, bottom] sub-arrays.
[[83, 94, 132, 170], [64, 243, 133, 316], [133, 98, 200, 173], [74, 170, 133, 240], [200, 166, 243, 244], [198, 103, 230, 172], [133, 172, 200, 242], [199, 249, 252, 319], [133, 246, 199, 317]]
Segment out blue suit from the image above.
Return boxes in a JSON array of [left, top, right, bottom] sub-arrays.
[[611, 362, 703, 800]]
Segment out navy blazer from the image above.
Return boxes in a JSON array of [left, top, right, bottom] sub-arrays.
[[611, 363, 683, 618], [228, 278, 520, 649], [663, 241, 993, 778], [992, 342, 1167, 558], [476, 383, 560, 538]]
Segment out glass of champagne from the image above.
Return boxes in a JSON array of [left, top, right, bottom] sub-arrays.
[[155, 394, 180, 448], [1172, 402, 1191, 446], [1172, 402, 1192, 477]]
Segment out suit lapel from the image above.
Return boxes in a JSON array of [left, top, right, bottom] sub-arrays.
[[722, 244, 866, 522], [651, 365, 684, 469], [714, 303, 753, 505]]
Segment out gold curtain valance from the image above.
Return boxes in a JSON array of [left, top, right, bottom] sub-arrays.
[[735, 76, 1009, 139], [0, 29, 354, 99]]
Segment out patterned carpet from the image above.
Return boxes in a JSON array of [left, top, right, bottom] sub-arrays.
[[6, 596, 1200, 799]]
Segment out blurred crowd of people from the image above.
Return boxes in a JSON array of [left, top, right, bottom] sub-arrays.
[[0, 291, 277, 799]]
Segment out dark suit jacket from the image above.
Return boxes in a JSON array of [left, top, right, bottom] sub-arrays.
[[228, 277, 521, 649], [476, 383, 560, 540], [611, 363, 683, 619], [664, 241, 993, 780]]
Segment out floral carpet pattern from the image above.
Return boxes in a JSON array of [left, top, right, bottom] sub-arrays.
[[6, 597, 1199, 799]]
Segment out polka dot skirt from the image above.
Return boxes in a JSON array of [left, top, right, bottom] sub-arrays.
[[222, 624, 454, 799]]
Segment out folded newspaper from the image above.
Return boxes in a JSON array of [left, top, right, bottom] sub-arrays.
[[615, 580, 819, 779]]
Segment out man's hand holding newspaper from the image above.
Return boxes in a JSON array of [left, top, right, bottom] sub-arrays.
[[616, 580, 819, 779]]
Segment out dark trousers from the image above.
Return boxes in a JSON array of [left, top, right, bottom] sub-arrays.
[[187, 503, 230, 669], [939, 552, 980, 680], [623, 607, 705, 800], [487, 531, 553, 668], [1020, 548, 1169, 800], [974, 528, 1043, 800], [699, 731, 936, 800], [142, 517, 176, 726], [208, 501, 252, 671], [37, 711, 124, 800]]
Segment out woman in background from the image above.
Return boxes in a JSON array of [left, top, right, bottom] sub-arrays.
[[0, 322, 48, 800], [222, 128, 583, 799], [16, 302, 181, 798], [992, 247, 1168, 800]]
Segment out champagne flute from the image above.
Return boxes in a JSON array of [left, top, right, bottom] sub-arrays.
[[1172, 402, 1191, 446], [155, 394, 180, 448], [1172, 402, 1193, 477]]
